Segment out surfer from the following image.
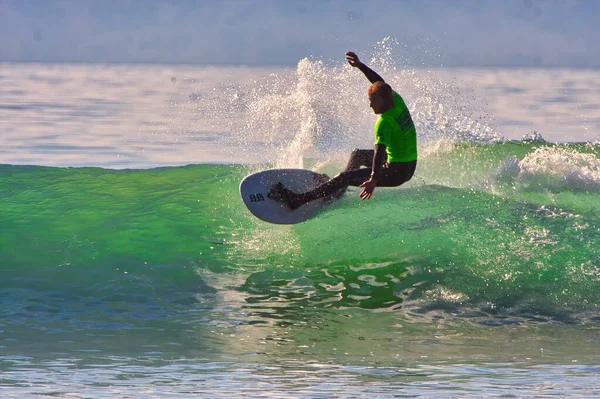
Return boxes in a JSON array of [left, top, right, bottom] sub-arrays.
[[269, 51, 417, 209]]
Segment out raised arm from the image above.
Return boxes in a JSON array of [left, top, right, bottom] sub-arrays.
[[345, 51, 384, 84]]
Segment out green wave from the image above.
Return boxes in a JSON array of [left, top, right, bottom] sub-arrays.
[[1, 141, 599, 319]]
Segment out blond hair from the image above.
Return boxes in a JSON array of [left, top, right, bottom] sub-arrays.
[[368, 81, 394, 109]]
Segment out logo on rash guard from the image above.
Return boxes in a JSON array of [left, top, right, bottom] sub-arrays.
[[395, 112, 414, 132]]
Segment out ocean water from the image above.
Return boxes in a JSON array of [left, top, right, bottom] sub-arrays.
[[1, 53, 600, 398]]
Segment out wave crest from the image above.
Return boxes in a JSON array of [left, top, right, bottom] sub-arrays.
[[495, 145, 600, 192]]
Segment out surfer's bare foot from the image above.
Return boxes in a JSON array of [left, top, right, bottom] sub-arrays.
[[268, 182, 302, 210]]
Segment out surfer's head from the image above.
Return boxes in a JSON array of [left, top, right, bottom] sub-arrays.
[[368, 81, 394, 114]]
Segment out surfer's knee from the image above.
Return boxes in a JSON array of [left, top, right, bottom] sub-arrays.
[[334, 171, 348, 180], [333, 171, 355, 186], [350, 148, 367, 158]]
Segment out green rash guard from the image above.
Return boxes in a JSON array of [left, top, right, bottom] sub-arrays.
[[373, 91, 417, 163]]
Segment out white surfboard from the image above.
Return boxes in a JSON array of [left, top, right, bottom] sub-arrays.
[[240, 168, 344, 224]]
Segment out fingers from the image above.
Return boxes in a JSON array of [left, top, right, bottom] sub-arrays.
[[359, 185, 374, 200], [359, 189, 372, 200], [345, 51, 360, 65]]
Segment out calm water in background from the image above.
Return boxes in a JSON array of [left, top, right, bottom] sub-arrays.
[[1, 61, 600, 398], [2, 62, 599, 168]]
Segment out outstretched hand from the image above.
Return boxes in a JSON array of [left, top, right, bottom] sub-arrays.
[[359, 177, 377, 200], [345, 51, 362, 68]]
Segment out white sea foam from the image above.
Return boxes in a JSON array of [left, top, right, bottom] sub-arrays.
[[495, 146, 600, 192]]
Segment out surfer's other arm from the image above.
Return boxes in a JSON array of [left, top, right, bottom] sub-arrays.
[[359, 143, 386, 200], [345, 51, 384, 84]]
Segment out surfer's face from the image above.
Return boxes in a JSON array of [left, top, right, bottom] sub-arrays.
[[368, 92, 385, 114]]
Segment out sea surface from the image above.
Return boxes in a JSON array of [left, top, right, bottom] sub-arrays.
[[1, 53, 600, 398]]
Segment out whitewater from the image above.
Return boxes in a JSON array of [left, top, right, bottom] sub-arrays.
[[1, 45, 600, 397]]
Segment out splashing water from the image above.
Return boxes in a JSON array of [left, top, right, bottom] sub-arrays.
[[496, 145, 600, 192], [3, 40, 600, 398], [212, 38, 500, 171]]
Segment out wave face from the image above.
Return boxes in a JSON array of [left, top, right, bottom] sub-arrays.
[[3, 42, 600, 397], [2, 140, 599, 324]]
